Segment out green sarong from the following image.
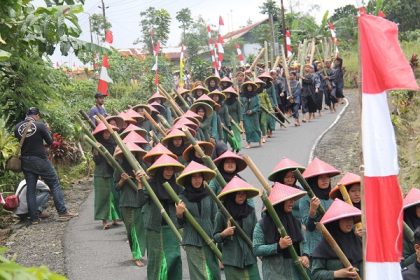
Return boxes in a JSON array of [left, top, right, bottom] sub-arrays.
[[94, 176, 114, 220], [120, 207, 146, 260], [185, 245, 220, 280], [259, 111, 268, 136], [224, 263, 261, 280], [146, 226, 182, 280]]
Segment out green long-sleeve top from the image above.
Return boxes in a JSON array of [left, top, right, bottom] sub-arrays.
[[93, 154, 114, 177], [258, 90, 273, 112], [240, 95, 260, 116], [226, 98, 243, 123], [401, 233, 416, 268], [311, 257, 364, 280], [213, 209, 258, 268], [218, 103, 230, 128], [138, 186, 180, 232], [266, 85, 278, 109], [211, 110, 223, 141], [299, 195, 333, 256], [197, 115, 213, 141], [113, 169, 143, 208], [178, 193, 218, 247]]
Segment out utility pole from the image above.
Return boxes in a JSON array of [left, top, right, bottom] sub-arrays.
[[280, 0, 288, 58], [98, 0, 109, 37]]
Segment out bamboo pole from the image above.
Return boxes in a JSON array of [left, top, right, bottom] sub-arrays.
[[242, 155, 271, 193], [79, 109, 96, 129], [162, 182, 222, 260], [261, 106, 288, 126], [249, 48, 266, 72], [264, 41, 269, 71], [96, 114, 183, 243], [316, 223, 362, 280], [143, 111, 167, 136], [158, 85, 184, 117], [230, 117, 244, 134], [338, 184, 363, 232], [404, 223, 415, 242], [272, 56, 281, 69], [157, 114, 171, 130], [280, 44, 293, 102], [293, 169, 326, 215], [299, 39, 308, 84], [203, 182, 254, 249], [260, 192, 311, 280], [173, 89, 190, 111], [309, 38, 316, 64]]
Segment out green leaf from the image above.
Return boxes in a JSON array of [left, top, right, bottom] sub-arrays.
[[375, 0, 383, 16], [0, 49, 11, 61]]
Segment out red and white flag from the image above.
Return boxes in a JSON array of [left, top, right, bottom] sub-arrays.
[[359, 13, 418, 280], [217, 16, 225, 69], [207, 25, 219, 74], [328, 22, 339, 56], [285, 29, 292, 57], [97, 30, 114, 96], [0, 193, 5, 205], [152, 40, 160, 86], [236, 44, 245, 66]]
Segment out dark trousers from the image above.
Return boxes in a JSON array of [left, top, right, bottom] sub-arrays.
[[21, 156, 67, 221]]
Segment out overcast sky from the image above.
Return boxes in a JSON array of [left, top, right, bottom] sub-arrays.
[[35, 0, 355, 65]]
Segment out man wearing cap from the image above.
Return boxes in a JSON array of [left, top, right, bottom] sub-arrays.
[[14, 107, 78, 224], [89, 93, 108, 125], [402, 227, 420, 280]]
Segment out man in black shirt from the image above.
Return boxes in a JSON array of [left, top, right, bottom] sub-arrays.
[[14, 107, 78, 224], [403, 227, 420, 280]]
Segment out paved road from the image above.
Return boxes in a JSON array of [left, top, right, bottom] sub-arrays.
[[64, 101, 348, 280]]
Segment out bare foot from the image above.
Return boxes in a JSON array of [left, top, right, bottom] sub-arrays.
[[134, 260, 145, 267], [245, 144, 251, 149]]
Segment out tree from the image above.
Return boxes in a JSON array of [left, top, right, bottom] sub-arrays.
[[329, 4, 357, 23], [176, 8, 193, 44], [137, 7, 171, 53], [90, 13, 112, 44], [382, 0, 420, 32], [260, 0, 280, 55]]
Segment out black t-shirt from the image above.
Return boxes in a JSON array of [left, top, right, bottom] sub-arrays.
[[402, 261, 420, 280], [14, 119, 52, 159]]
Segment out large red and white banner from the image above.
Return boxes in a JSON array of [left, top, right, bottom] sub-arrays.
[[359, 13, 418, 280]]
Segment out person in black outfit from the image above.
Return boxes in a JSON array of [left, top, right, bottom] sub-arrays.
[[402, 227, 420, 280], [14, 107, 78, 224]]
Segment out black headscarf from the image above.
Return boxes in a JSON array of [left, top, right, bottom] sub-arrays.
[[182, 175, 208, 203], [264, 80, 273, 89], [312, 220, 362, 265], [225, 95, 237, 106], [223, 192, 253, 227], [96, 134, 116, 155], [149, 168, 182, 201], [307, 176, 331, 200], [260, 202, 303, 258], [167, 138, 186, 157], [404, 204, 420, 231], [241, 88, 257, 99]]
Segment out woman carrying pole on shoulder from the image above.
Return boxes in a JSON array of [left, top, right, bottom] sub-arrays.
[[175, 161, 221, 280], [240, 81, 262, 149], [214, 176, 261, 280], [142, 154, 185, 280], [253, 183, 310, 279]]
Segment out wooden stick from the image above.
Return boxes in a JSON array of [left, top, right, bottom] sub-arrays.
[[143, 111, 167, 136], [261, 106, 288, 126], [293, 169, 326, 215], [280, 45, 293, 102], [309, 38, 316, 64], [272, 56, 281, 69], [338, 184, 363, 232], [242, 155, 271, 193], [250, 48, 265, 72], [79, 110, 96, 129], [158, 85, 184, 117], [264, 41, 269, 71], [316, 223, 362, 280]]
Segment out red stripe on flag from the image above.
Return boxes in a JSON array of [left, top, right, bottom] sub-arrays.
[[102, 55, 109, 68], [97, 79, 109, 96], [105, 30, 113, 44], [365, 175, 403, 262], [359, 14, 418, 93]]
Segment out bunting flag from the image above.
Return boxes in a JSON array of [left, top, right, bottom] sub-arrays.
[[207, 25, 219, 74], [151, 39, 160, 86], [285, 29, 293, 57], [179, 45, 185, 88], [0, 193, 5, 205], [328, 22, 339, 57], [217, 16, 225, 69], [97, 29, 114, 96], [359, 12, 418, 280], [236, 44, 245, 66]]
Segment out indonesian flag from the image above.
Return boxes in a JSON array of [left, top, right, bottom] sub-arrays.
[[217, 16, 225, 68], [152, 41, 160, 86], [285, 30, 292, 57], [236, 44, 245, 66], [179, 45, 185, 88], [97, 29, 114, 96], [328, 22, 339, 56], [207, 25, 219, 73], [0, 193, 5, 205], [359, 13, 418, 280]]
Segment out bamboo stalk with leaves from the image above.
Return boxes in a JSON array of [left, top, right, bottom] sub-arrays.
[[293, 169, 326, 215]]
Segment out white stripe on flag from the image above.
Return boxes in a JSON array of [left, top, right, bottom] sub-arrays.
[[362, 92, 398, 177], [99, 66, 113, 83], [366, 262, 402, 280]]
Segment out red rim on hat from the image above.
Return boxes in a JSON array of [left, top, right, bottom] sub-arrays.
[[213, 150, 247, 173], [265, 183, 307, 210], [320, 198, 361, 225], [132, 104, 151, 115], [118, 111, 137, 124], [268, 157, 305, 182], [191, 85, 209, 96], [146, 154, 185, 176], [183, 141, 215, 162], [258, 71, 273, 81], [120, 124, 148, 138], [148, 91, 167, 103], [106, 116, 124, 130], [161, 128, 188, 146], [217, 176, 260, 200], [92, 121, 118, 137], [330, 172, 361, 199], [126, 108, 145, 121], [403, 188, 420, 209], [302, 157, 340, 179], [143, 143, 177, 164], [122, 131, 148, 146], [222, 86, 238, 97], [176, 161, 216, 187], [113, 142, 146, 159]]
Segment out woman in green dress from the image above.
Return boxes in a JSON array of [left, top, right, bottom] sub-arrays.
[[299, 157, 340, 258], [161, 128, 189, 164], [114, 142, 147, 267], [208, 89, 229, 142], [258, 72, 278, 137], [141, 154, 185, 280], [223, 86, 243, 152], [191, 101, 214, 142], [214, 176, 261, 280], [92, 122, 120, 230], [253, 183, 310, 280], [254, 77, 272, 144], [311, 199, 363, 280], [240, 81, 262, 149], [175, 161, 221, 280]]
